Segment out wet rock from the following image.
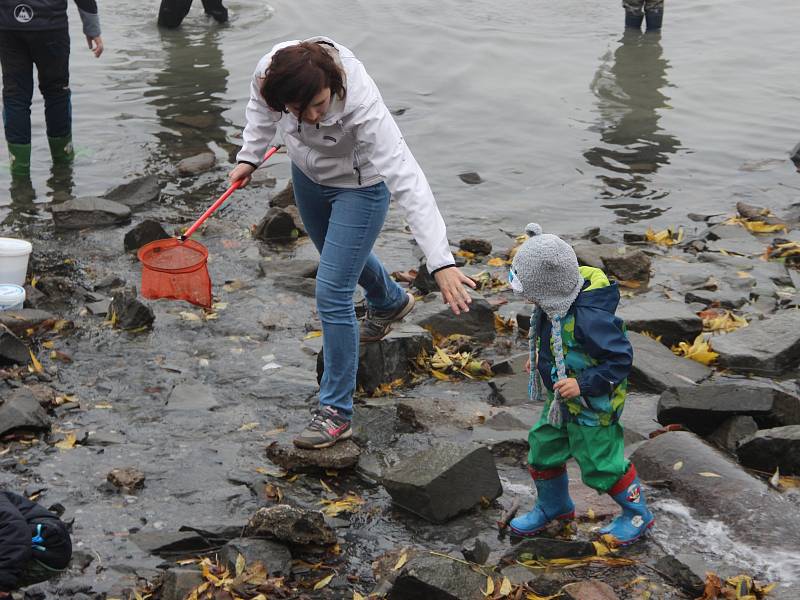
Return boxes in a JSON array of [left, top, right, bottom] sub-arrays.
[[411, 262, 439, 294], [489, 355, 535, 406], [175, 114, 216, 129], [83, 430, 126, 446], [461, 536, 490, 564], [51, 197, 131, 230], [684, 288, 750, 309], [0, 324, 30, 365], [167, 383, 218, 411], [160, 568, 203, 600], [628, 332, 711, 393], [245, 504, 336, 546], [318, 324, 433, 395], [276, 275, 316, 297], [253, 207, 301, 242], [617, 300, 702, 347], [108, 287, 154, 331], [381, 442, 502, 523], [388, 553, 486, 600], [459, 238, 492, 255], [705, 224, 765, 256], [654, 554, 706, 596], [791, 142, 800, 169], [563, 580, 619, 600], [737, 426, 800, 475], [107, 467, 145, 491], [250, 167, 277, 187], [123, 220, 170, 252], [103, 175, 161, 208], [131, 526, 241, 557], [712, 310, 800, 375], [411, 290, 496, 342], [94, 274, 126, 292], [484, 410, 529, 430], [471, 426, 528, 464], [458, 172, 483, 185], [708, 416, 758, 452], [265, 440, 360, 472], [0, 387, 50, 435], [657, 380, 800, 435], [352, 403, 399, 447], [0, 309, 55, 336], [270, 180, 295, 208], [502, 538, 596, 563], [85, 299, 110, 316], [176, 152, 216, 176], [601, 249, 651, 282], [259, 257, 318, 279], [631, 431, 800, 545], [219, 538, 292, 576]]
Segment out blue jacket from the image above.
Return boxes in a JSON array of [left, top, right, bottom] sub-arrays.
[[536, 266, 633, 426], [0, 1, 100, 37]]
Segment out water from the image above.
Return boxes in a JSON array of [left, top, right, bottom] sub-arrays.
[[2, 0, 800, 238]]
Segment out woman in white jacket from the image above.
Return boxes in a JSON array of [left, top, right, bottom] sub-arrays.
[[230, 37, 475, 449]]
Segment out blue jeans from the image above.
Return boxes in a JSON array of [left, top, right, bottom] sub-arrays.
[[292, 164, 405, 418], [0, 28, 72, 144]]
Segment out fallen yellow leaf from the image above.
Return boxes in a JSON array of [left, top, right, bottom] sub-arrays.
[[672, 334, 719, 366], [28, 350, 44, 374], [313, 573, 334, 590], [673, 461, 684, 471], [487, 257, 509, 267], [498, 576, 513, 595], [304, 330, 322, 339], [698, 472, 722, 478], [393, 552, 408, 571], [483, 575, 494, 597]]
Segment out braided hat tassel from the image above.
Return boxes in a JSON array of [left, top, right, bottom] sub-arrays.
[[546, 314, 568, 427]]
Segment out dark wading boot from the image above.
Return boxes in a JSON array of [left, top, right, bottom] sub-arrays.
[[625, 10, 644, 29], [645, 8, 663, 31]]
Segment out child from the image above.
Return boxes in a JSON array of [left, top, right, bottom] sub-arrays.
[[0, 490, 72, 596], [507, 223, 654, 546], [623, 0, 664, 31]]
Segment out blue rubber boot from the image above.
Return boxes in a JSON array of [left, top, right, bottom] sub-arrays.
[[625, 10, 644, 29], [645, 8, 663, 31], [599, 465, 655, 546], [510, 466, 575, 537]]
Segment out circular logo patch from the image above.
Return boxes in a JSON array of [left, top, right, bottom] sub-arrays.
[[631, 515, 644, 528], [14, 4, 34, 23]]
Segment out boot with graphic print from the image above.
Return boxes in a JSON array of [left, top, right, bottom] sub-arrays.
[[599, 464, 654, 546], [509, 465, 575, 536], [47, 135, 74, 165]]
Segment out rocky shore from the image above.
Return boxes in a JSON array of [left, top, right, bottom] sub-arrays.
[[1, 153, 799, 599]]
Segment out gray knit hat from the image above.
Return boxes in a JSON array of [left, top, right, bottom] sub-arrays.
[[510, 223, 584, 319]]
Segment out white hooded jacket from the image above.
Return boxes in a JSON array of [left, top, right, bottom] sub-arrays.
[[236, 37, 455, 271]]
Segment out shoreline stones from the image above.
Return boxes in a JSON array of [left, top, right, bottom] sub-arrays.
[[265, 439, 361, 471], [617, 300, 703, 347], [737, 426, 800, 475], [712, 310, 800, 376], [51, 197, 132, 230], [0, 387, 50, 435], [176, 152, 216, 176], [245, 505, 336, 546], [109, 287, 155, 331], [381, 442, 502, 524], [103, 175, 161, 208], [628, 332, 712, 393], [124, 220, 170, 252]]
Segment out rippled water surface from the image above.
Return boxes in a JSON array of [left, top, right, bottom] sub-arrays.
[[2, 0, 799, 238]]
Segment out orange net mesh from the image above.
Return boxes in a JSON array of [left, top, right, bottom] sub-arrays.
[[138, 238, 212, 308]]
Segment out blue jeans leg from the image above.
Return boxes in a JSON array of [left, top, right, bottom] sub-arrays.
[[292, 165, 405, 417]]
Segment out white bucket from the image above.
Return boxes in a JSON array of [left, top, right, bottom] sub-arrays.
[[0, 284, 25, 311], [0, 237, 32, 286]]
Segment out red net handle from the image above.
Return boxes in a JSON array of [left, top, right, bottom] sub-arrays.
[[180, 145, 282, 241]]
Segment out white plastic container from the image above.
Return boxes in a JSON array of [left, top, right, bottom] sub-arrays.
[[0, 284, 25, 311], [0, 237, 32, 286]]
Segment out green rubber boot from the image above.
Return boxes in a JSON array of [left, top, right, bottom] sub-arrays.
[[47, 135, 75, 165], [7, 142, 32, 177]]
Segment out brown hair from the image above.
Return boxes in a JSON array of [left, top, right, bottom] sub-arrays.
[[262, 42, 346, 122]]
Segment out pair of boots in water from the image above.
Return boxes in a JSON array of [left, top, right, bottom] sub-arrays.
[[510, 464, 654, 546], [7, 136, 74, 178], [626, 8, 663, 31]]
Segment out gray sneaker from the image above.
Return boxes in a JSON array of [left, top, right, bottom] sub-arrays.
[[359, 292, 416, 342], [293, 406, 352, 449]]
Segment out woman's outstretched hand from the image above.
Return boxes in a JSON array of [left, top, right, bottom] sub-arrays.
[[433, 266, 477, 315], [229, 163, 256, 188]]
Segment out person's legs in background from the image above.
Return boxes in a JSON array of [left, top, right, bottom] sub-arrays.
[[33, 29, 73, 165], [622, 0, 645, 29], [644, 0, 664, 31], [158, 0, 195, 28], [201, 0, 229, 23], [0, 30, 34, 177]]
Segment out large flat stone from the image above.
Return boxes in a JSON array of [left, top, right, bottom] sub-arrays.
[[712, 310, 800, 375], [265, 439, 360, 471], [160, 568, 203, 600], [218, 537, 292, 577], [411, 290, 496, 342], [51, 197, 131, 230], [0, 387, 50, 435], [381, 442, 502, 523], [737, 426, 800, 475], [0, 324, 31, 365], [0, 309, 56, 336], [657, 379, 800, 435], [245, 504, 336, 546], [618, 300, 702, 346], [103, 175, 161, 208], [631, 432, 800, 548], [388, 553, 486, 600], [167, 383, 218, 411], [628, 332, 712, 393]]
